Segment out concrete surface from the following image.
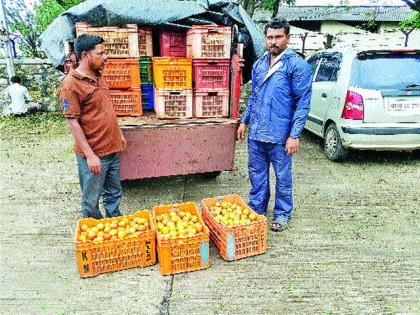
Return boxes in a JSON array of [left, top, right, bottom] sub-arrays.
[[1, 122, 419, 315]]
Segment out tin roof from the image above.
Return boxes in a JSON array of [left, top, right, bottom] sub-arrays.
[[254, 5, 414, 23]]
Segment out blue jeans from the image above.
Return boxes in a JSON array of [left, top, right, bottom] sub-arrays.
[[248, 139, 293, 223], [76, 153, 123, 219]]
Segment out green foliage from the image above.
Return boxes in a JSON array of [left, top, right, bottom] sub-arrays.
[[7, 0, 84, 57], [7, 0, 45, 58], [34, 0, 65, 33], [0, 112, 67, 136], [34, 0, 84, 33], [400, 12, 420, 30]]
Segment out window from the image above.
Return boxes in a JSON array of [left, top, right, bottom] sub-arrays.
[[315, 53, 341, 82], [350, 52, 420, 90], [307, 56, 320, 75]]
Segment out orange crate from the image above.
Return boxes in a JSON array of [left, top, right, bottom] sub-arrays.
[[152, 202, 210, 275], [154, 88, 193, 119], [201, 194, 267, 261], [75, 22, 139, 58], [102, 58, 140, 89], [187, 25, 232, 59], [194, 89, 229, 118], [74, 210, 157, 278], [110, 87, 142, 116], [138, 28, 153, 56], [152, 57, 192, 89]]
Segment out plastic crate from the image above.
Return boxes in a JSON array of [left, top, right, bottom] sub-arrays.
[[152, 57, 192, 89], [138, 28, 153, 56], [193, 59, 230, 89], [110, 87, 142, 116], [194, 89, 229, 118], [152, 202, 210, 275], [154, 88, 193, 119], [102, 58, 140, 89], [160, 31, 187, 57], [140, 57, 153, 83], [75, 22, 139, 58], [74, 210, 156, 278], [141, 83, 154, 110], [201, 194, 267, 261], [187, 25, 232, 59]]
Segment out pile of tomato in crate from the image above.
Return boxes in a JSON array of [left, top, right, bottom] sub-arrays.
[[74, 194, 267, 277], [75, 22, 232, 119]]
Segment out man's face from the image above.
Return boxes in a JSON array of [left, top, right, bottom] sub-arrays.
[[265, 28, 290, 56], [86, 44, 107, 72]]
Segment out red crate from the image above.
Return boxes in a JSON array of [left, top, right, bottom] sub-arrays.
[[160, 31, 187, 57], [155, 88, 193, 119], [75, 22, 139, 58], [138, 28, 153, 56], [102, 58, 140, 89], [193, 58, 230, 89], [110, 87, 142, 116], [194, 89, 229, 118], [187, 25, 232, 59]]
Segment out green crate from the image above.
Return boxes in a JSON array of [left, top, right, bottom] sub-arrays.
[[140, 57, 153, 83]]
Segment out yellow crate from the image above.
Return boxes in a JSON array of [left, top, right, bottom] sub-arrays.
[[152, 57, 192, 89], [74, 210, 156, 278]]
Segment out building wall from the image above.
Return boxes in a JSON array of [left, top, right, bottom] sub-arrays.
[[287, 22, 420, 56], [320, 21, 360, 34]]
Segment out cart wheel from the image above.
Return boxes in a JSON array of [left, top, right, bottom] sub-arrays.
[[202, 171, 221, 179]]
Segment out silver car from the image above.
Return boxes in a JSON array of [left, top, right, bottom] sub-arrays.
[[305, 48, 420, 161]]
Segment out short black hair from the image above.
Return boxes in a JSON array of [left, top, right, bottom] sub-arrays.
[[264, 18, 290, 35], [10, 76, 21, 84], [74, 34, 105, 60]]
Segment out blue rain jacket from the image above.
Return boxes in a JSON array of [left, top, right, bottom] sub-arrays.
[[241, 48, 312, 144]]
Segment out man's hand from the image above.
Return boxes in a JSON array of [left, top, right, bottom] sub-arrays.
[[86, 153, 102, 175], [285, 137, 300, 155], [237, 123, 247, 143], [121, 134, 127, 151]]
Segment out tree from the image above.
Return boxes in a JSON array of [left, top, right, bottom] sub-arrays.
[[402, 0, 420, 12], [6, 0, 84, 57], [239, 0, 295, 18], [399, 11, 420, 46], [35, 0, 84, 33], [6, 0, 44, 58]]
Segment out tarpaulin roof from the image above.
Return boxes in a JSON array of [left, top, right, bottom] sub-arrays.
[[40, 0, 265, 81]]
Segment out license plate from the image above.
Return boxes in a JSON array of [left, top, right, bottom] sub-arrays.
[[387, 99, 420, 115]]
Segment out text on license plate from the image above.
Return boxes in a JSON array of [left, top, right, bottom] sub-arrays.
[[387, 100, 420, 115]]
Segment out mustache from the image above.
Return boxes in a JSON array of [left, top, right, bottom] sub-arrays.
[[270, 45, 279, 49]]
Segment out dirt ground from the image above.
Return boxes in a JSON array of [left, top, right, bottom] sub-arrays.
[[0, 114, 419, 315]]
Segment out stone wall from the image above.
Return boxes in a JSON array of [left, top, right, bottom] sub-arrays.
[[0, 59, 63, 113]]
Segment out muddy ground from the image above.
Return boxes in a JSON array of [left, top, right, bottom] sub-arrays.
[[0, 114, 419, 315]]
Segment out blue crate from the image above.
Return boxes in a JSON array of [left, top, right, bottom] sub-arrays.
[[141, 83, 154, 110]]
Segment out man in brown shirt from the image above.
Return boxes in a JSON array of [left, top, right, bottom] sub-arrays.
[[59, 34, 126, 219]]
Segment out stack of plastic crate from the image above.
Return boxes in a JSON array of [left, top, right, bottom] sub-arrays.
[[76, 22, 143, 116], [152, 56, 193, 119], [187, 25, 232, 118], [138, 28, 155, 111], [151, 30, 192, 119]]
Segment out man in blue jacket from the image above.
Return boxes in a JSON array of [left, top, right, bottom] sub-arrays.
[[237, 18, 312, 232]]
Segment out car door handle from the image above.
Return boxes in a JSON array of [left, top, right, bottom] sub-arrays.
[[321, 93, 328, 98]]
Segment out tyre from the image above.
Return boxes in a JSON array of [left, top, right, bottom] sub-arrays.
[[324, 124, 348, 162], [202, 171, 222, 179]]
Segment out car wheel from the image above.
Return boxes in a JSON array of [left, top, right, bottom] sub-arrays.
[[324, 124, 348, 162]]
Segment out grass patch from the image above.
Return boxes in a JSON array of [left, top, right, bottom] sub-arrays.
[[0, 112, 67, 136]]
